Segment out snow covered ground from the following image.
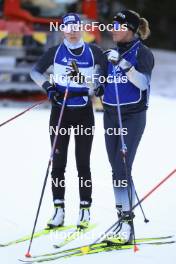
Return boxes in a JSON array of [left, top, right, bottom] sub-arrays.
[[0, 50, 176, 263], [151, 49, 176, 97]]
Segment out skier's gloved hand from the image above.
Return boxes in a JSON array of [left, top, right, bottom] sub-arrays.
[[119, 59, 133, 72], [47, 86, 61, 103], [118, 48, 138, 72], [94, 85, 104, 97], [43, 81, 61, 103], [104, 49, 134, 72], [104, 49, 120, 64]]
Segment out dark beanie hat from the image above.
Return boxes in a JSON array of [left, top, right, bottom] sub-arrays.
[[113, 10, 140, 32]]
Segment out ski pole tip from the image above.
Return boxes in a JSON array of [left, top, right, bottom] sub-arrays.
[[80, 246, 90, 254], [25, 252, 32, 258], [134, 245, 139, 253]]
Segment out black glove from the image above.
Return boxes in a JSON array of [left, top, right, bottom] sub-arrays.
[[94, 85, 104, 97], [43, 82, 61, 103]]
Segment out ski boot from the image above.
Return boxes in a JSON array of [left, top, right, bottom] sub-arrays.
[[47, 199, 65, 228], [105, 210, 135, 245], [77, 201, 91, 229]]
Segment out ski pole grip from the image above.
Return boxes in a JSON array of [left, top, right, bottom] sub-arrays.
[[71, 60, 79, 73]]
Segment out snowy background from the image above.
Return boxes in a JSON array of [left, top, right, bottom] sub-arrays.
[[0, 50, 176, 263]]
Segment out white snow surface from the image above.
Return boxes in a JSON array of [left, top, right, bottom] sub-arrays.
[[0, 50, 176, 263]]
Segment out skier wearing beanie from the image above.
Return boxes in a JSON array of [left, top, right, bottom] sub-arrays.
[[30, 13, 106, 229], [98, 10, 154, 244]]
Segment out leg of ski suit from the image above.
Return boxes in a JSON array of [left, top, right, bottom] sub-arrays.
[[49, 105, 94, 205], [104, 108, 146, 211]]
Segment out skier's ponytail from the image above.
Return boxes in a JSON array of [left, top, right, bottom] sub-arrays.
[[129, 10, 151, 40], [138, 17, 150, 40]]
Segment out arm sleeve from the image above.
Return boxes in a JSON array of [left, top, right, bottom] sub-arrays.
[[126, 45, 154, 91], [89, 44, 108, 79], [30, 46, 58, 90], [136, 45, 154, 75]]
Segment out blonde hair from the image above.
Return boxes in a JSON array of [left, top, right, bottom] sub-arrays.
[[130, 10, 151, 40]]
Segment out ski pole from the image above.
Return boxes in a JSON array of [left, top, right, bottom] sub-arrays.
[[0, 99, 46, 128], [25, 80, 70, 258], [112, 65, 127, 154], [87, 168, 176, 248], [112, 64, 138, 249], [110, 61, 149, 223]]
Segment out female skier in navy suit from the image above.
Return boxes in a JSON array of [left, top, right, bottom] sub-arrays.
[[31, 13, 106, 228], [101, 10, 154, 243]]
